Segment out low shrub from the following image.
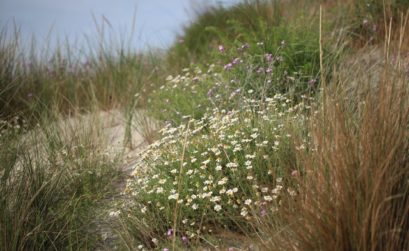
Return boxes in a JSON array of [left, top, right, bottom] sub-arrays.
[[121, 92, 312, 249]]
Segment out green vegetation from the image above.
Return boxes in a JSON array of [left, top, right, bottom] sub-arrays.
[[123, 93, 307, 248], [1, 0, 409, 250], [0, 28, 163, 122], [0, 113, 122, 250], [168, 0, 326, 96]]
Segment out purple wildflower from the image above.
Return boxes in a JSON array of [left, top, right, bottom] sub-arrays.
[[181, 236, 189, 245], [166, 228, 173, 237], [232, 57, 240, 65], [163, 248, 170, 251], [308, 79, 317, 87], [224, 63, 233, 71], [218, 45, 225, 53]]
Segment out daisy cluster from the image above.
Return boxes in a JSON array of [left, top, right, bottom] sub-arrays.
[[123, 92, 311, 246]]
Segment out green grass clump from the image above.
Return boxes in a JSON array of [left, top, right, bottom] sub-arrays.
[[147, 66, 217, 124], [0, 114, 122, 250], [121, 92, 311, 249], [167, 0, 284, 67], [214, 28, 322, 100], [167, 0, 330, 79]]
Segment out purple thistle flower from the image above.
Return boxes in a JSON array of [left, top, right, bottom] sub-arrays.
[[224, 63, 233, 71], [218, 45, 225, 53], [181, 236, 189, 245], [260, 208, 267, 217], [232, 57, 240, 65], [167, 228, 173, 237], [265, 53, 273, 62]]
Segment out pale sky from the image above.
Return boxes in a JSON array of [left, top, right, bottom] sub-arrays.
[[0, 0, 241, 51]]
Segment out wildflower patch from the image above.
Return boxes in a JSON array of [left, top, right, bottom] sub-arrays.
[[122, 94, 310, 247]]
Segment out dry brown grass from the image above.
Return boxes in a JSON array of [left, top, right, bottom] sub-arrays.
[[260, 39, 409, 250]]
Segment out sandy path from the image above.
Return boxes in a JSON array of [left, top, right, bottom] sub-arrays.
[[81, 109, 153, 250]]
